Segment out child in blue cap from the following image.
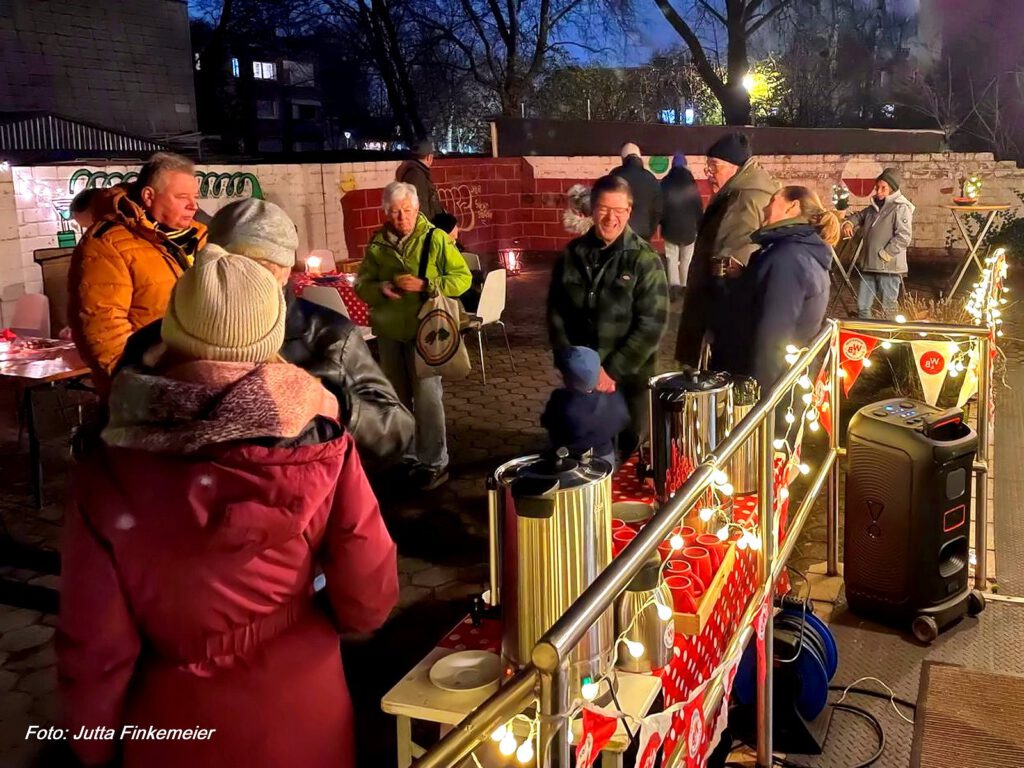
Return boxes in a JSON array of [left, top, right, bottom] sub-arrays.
[[542, 346, 630, 468]]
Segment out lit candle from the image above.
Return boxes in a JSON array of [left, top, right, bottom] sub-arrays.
[[306, 255, 322, 275]]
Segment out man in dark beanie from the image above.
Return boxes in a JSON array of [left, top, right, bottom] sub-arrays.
[[396, 138, 444, 221], [676, 133, 777, 370], [610, 142, 663, 241], [842, 166, 915, 319]]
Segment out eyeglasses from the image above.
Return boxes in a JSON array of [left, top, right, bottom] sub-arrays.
[[594, 205, 631, 217]]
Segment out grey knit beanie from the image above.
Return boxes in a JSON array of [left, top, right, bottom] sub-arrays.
[[207, 199, 298, 268]]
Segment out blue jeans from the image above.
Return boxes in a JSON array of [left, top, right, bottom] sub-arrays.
[[858, 273, 902, 319], [377, 339, 449, 470]]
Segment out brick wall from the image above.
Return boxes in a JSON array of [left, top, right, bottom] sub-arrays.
[[0, 0, 197, 137], [2, 151, 1023, 326]]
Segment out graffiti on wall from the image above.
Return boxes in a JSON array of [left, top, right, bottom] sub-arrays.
[[67, 169, 265, 199], [437, 184, 493, 232]]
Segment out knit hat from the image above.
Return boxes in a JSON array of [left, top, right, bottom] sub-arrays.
[[876, 167, 901, 191], [555, 346, 601, 392], [621, 142, 642, 159], [207, 199, 298, 268], [672, 152, 688, 169], [161, 250, 286, 363], [707, 133, 751, 167], [412, 138, 435, 157]]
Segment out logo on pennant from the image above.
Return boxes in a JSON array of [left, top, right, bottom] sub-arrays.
[[910, 340, 957, 405], [842, 336, 868, 361], [839, 332, 880, 396], [919, 350, 945, 375]]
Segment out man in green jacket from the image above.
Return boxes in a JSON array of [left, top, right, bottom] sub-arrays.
[[547, 174, 669, 459], [356, 181, 471, 489]]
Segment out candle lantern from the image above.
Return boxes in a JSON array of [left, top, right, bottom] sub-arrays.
[[305, 255, 323, 275], [499, 246, 523, 275]]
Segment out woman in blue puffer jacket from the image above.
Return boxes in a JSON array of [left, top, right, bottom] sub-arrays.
[[742, 186, 841, 392]]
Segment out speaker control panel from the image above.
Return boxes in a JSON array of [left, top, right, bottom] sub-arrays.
[[866, 399, 942, 431]]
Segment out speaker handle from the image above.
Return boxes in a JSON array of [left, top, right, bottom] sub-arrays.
[[921, 407, 963, 438]]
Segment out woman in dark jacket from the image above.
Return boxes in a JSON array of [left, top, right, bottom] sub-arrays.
[[743, 186, 840, 391], [659, 153, 704, 301], [60, 251, 398, 768]]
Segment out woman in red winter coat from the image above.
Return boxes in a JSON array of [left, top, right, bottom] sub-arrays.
[[58, 250, 398, 768]]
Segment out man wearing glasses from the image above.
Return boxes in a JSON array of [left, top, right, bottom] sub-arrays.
[[676, 133, 778, 371], [547, 174, 669, 460]]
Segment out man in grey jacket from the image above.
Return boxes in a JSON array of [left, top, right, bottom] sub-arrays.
[[842, 167, 915, 319]]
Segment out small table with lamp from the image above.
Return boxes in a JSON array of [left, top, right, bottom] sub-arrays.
[[942, 203, 1012, 300]]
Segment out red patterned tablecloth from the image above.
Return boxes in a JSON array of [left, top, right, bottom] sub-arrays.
[[291, 272, 371, 327]]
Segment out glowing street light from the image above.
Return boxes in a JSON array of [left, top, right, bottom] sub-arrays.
[[742, 73, 755, 92]]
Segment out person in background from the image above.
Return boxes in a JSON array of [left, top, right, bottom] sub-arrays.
[[119, 199, 414, 469], [742, 186, 840, 392], [70, 188, 101, 232], [433, 211, 484, 313], [676, 133, 778, 371], [542, 345, 630, 468], [59, 250, 398, 768], [396, 138, 444, 222], [842, 167, 914, 320], [68, 152, 205, 393], [356, 182, 471, 490], [563, 183, 594, 235], [659, 153, 704, 303], [610, 142, 662, 241], [547, 174, 669, 460]]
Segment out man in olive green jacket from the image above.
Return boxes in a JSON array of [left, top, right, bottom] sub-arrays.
[[676, 133, 778, 371], [356, 181, 471, 489]]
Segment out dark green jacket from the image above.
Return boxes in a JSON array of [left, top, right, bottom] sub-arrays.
[[547, 227, 669, 381]]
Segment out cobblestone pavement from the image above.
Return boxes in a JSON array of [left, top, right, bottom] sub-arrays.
[[0, 255, 983, 767]]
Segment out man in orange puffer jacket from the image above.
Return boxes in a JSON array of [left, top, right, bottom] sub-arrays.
[[69, 152, 207, 393]]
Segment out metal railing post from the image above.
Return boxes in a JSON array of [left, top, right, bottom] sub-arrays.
[[538, 664, 570, 768], [974, 334, 991, 590], [756, 422, 775, 768], [827, 328, 841, 576]]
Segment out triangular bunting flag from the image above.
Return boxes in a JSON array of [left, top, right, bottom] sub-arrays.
[[839, 331, 880, 396], [576, 707, 618, 768], [814, 351, 833, 437], [633, 711, 673, 768], [957, 343, 980, 408], [910, 340, 958, 405], [682, 681, 709, 768], [755, 595, 772, 685]]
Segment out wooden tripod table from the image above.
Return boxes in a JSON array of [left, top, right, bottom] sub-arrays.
[[944, 204, 1011, 300]]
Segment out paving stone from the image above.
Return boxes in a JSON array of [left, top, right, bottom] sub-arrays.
[[0, 626, 54, 654], [0, 611, 41, 635], [15, 666, 56, 697], [6, 645, 55, 672], [396, 586, 432, 610], [411, 565, 459, 588], [0, 670, 18, 693], [0, 692, 32, 719]]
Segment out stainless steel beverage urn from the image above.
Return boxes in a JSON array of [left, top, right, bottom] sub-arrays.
[[487, 451, 614, 691], [727, 377, 761, 496], [649, 368, 735, 500], [614, 557, 674, 673]]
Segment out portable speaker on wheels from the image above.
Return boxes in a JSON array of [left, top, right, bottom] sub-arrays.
[[844, 399, 985, 643]]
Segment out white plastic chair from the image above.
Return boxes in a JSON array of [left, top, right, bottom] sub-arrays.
[[10, 293, 50, 338], [464, 269, 515, 384], [306, 249, 337, 273], [461, 252, 482, 272], [300, 285, 376, 343]]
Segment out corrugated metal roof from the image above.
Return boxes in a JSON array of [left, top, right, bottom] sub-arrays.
[[0, 112, 170, 159]]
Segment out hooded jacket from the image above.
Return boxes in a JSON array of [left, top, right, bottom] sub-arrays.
[[59, 361, 398, 768], [356, 214, 472, 342], [659, 165, 704, 246], [396, 158, 444, 221], [743, 222, 833, 391], [69, 192, 207, 390], [675, 158, 778, 365], [847, 191, 914, 274], [611, 155, 663, 241]]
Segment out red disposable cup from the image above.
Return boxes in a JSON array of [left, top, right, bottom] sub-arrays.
[[690, 574, 706, 598], [696, 534, 727, 572], [678, 525, 698, 549], [657, 540, 673, 562], [612, 527, 636, 557], [683, 546, 713, 587], [666, 559, 693, 578], [665, 575, 698, 613]]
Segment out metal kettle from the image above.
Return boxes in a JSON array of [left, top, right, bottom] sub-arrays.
[[615, 557, 674, 673], [487, 450, 614, 692]]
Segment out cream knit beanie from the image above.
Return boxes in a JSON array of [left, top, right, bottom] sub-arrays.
[[161, 249, 285, 363]]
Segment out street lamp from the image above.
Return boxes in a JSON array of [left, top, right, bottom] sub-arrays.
[[741, 72, 755, 92]]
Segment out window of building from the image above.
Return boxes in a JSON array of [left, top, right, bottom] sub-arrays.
[[231, 57, 240, 78], [283, 60, 315, 87], [253, 61, 277, 80], [256, 100, 279, 119], [292, 102, 319, 121]]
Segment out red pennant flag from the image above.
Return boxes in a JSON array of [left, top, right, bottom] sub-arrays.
[[576, 707, 618, 768], [839, 331, 880, 396], [814, 353, 833, 437], [755, 596, 772, 685], [633, 711, 673, 768], [682, 684, 708, 768]]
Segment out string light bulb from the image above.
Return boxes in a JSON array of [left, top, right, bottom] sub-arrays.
[[716, 526, 730, 541], [699, 507, 714, 522], [516, 740, 535, 764], [779, 487, 790, 500], [773, 439, 786, 450], [809, 420, 820, 432], [625, 640, 645, 658], [895, 314, 907, 324], [499, 732, 518, 756], [657, 601, 674, 621], [720, 482, 734, 496], [784, 410, 796, 424], [712, 469, 728, 486], [670, 534, 684, 550], [798, 374, 812, 389], [802, 393, 813, 405], [881, 340, 892, 350], [581, 678, 599, 701], [492, 725, 508, 742], [799, 463, 810, 475], [862, 357, 872, 368]]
